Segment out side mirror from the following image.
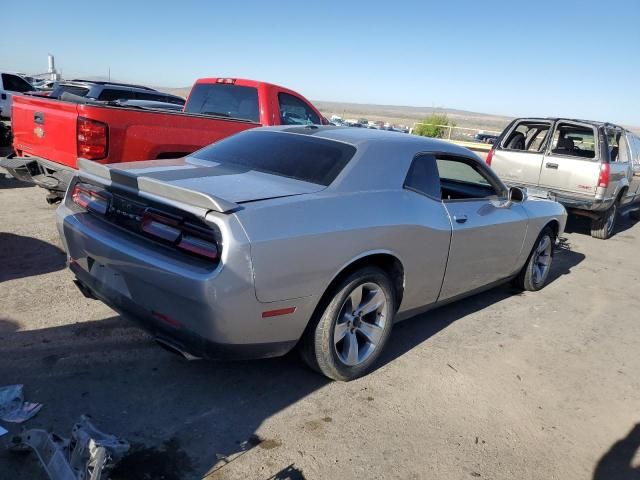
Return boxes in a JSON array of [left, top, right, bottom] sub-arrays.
[[509, 186, 527, 203]]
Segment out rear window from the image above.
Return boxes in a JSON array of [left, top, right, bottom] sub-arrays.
[[135, 91, 185, 105], [50, 84, 91, 98], [97, 89, 137, 101], [184, 84, 259, 122], [190, 131, 355, 186]]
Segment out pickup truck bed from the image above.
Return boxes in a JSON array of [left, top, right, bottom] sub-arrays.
[[1, 78, 325, 201]]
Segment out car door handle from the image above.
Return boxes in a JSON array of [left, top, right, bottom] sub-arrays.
[[546, 162, 559, 169], [454, 215, 468, 224], [0, 94, 6, 100]]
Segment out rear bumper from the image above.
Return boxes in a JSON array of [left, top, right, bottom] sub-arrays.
[[0, 154, 75, 193], [56, 203, 315, 360]]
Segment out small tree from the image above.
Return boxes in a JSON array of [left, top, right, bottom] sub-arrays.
[[414, 113, 454, 138]]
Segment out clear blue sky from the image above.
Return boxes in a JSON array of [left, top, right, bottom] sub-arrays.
[[2, 0, 639, 124]]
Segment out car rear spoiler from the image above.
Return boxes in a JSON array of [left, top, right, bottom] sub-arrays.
[[77, 158, 240, 214]]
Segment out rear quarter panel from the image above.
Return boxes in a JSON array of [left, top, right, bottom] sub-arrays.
[[516, 198, 567, 268], [236, 190, 452, 314]]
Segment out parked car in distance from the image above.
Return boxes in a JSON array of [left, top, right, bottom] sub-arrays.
[[1, 78, 326, 202], [488, 118, 640, 239], [0, 72, 35, 119], [57, 126, 566, 381], [474, 132, 498, 144], [48, 79, 186, 105]]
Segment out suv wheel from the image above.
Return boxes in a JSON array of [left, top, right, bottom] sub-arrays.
[[591, 202, 618, 239], [300, 267, 395, 381]]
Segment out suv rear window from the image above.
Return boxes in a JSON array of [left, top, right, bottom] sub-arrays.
[[97, 89, 137, 101], [190, 131, 355, 186], [550, 124, 596, 159], [184, 84, 259, 122]]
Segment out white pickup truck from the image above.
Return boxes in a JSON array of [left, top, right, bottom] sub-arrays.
[[0, 72, 35, 119]]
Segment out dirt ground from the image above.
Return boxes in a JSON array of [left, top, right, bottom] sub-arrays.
[[1, 170, 639, 480]]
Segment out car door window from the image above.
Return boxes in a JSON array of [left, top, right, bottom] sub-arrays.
[[549, 123, 596, 159], [279, 93, 320, 125], [1, 74, 33, 93], [436, 157, 503, 200]]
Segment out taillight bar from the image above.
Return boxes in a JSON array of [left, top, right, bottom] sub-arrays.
[[71, 183, 111, 214], [140, 210, 220, 261], [216, 78, 236, 84]]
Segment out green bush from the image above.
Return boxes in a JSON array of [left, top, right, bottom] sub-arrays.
[[414, 113, 454, 138]]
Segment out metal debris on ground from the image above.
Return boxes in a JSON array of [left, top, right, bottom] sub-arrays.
[[0, 384, 43, 423], [10, 414, 129, 480]]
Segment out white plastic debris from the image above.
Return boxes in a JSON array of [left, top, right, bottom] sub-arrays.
[[0, 384, 43, 423]]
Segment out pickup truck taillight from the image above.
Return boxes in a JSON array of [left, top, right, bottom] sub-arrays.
[[598, 163, 610, 187], [486, 147, 495, 166], [77, 117, 108, 160]]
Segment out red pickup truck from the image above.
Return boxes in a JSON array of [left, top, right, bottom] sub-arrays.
[[1, 77, 326, 202]]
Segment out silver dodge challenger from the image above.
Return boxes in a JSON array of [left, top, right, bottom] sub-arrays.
[[57, 126, 567, 381]]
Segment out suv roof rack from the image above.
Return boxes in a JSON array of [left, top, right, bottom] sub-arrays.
[[67, 79, 156, 91]]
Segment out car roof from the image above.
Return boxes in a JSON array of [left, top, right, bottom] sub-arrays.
[[64, 79, 157, 91], [513, 117, 627, 131], [258, 125, 478, 155]]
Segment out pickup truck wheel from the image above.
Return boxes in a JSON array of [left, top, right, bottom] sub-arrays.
[[514, 226, 555, 292], [590, 202, 618, 239], [300, 267, 395, 381]]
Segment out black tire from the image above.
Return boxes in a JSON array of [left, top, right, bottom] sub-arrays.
[[590, 202, 618, 239], [300, 267, 396, 381], [629, 208, 640, 221], [514, 226, 555, 292]]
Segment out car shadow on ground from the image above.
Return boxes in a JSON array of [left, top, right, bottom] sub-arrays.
[[0, 233, 66, 283], [0, 240, 585, 479], [564, 212, 638, 237], [0, 171, 34, 190], [593, 423, 640, 479]]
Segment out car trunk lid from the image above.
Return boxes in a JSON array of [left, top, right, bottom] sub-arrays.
[[78, 156, 325, 215]]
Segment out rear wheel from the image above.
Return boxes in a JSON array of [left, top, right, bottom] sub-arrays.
[[300, 267, 395, 381], [514, 226, 555, 292], [590, 202, 618, 239]]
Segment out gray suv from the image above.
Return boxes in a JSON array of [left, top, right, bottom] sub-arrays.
[[489, 118, 640, 239]]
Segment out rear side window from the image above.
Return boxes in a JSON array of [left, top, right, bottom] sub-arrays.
[[1, 74, 33, 93], [190, 131, 355, 186], [606, 129, 629, 163], [404, 154, 441, 198], [501, 121, 551, 152], [279, 93, 320, 125], [185, 84, 259, 122], [550, 124, 596, 159], [97, 89, 137, 101], [50, 84, 90, 98]]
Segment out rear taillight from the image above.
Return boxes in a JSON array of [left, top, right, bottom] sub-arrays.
[[486, 147, 495, 166], [77, 117, 108, 160], [598, 163, 610, 187], [71, 183, 111, 214], [140, 210, 220, 261]]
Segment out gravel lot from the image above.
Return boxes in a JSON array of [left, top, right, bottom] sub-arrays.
[[1, 170, 639, 480]]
